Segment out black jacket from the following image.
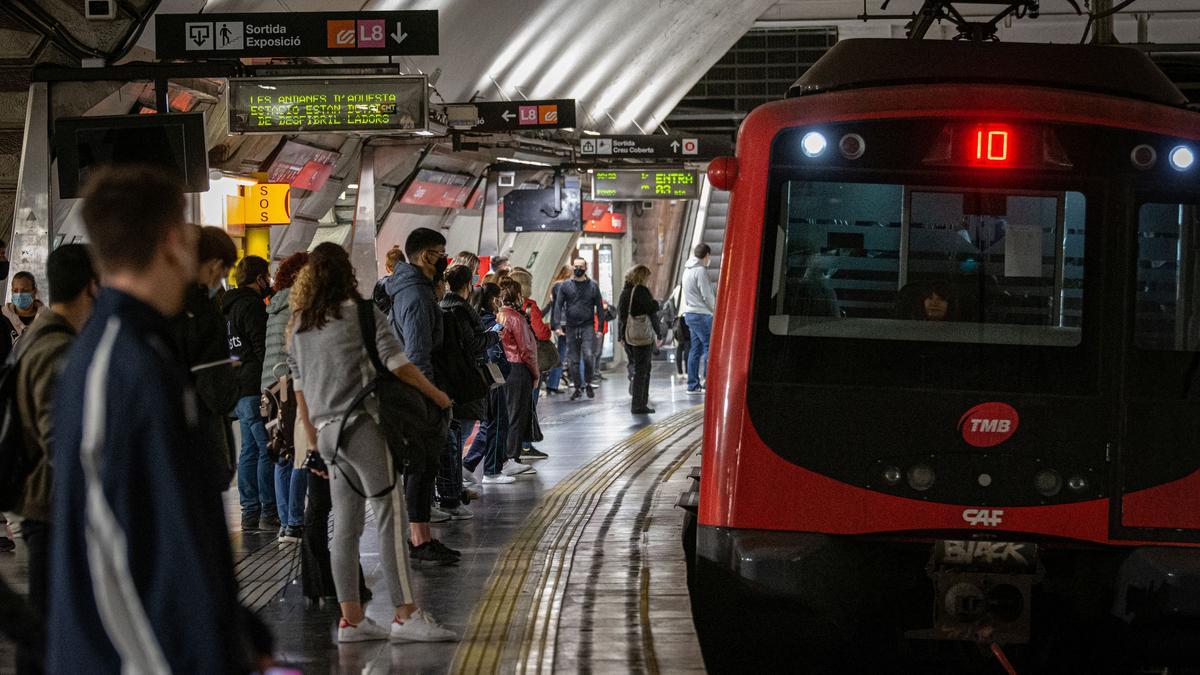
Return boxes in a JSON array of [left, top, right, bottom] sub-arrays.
[[554, 277, 603, 329], [172, 284, 240, 492], [438, 293, 499, 420], [618, 283, 662, 343], [221, 286, 268, 399]]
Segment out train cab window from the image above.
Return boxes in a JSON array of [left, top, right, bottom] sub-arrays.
[[1135, 202, 1200, 351], [769, 181, 1085, 347]]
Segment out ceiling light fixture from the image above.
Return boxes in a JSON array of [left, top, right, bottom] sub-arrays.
[[497, 156, 552, 167]]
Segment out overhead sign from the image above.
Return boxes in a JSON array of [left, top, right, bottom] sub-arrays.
[[155, 11, 438, 59], [240, 183, 291, 225], [592, 170, 699, 200], [229, 76, 427, 134], [579, 135, 729, 160], [446, 99, 577, 132]]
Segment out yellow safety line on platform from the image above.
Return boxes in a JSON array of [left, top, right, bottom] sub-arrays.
[[451, 407, 703, 675]]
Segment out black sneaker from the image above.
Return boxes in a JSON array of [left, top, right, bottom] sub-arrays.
[[522, 446, 549, 459], [260, 513, 281, 530], [241, 515, 261, 532], [0, 536, 14, 553], [570, 389, 582, 401], [431, 539, 462, 557], [586, 386, 595, 399], [631, 408, 656, 415], [280, 525, 303, 544], [409, 540, 460, 565]]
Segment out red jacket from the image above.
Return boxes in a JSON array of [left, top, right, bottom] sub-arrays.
[[498, 306, 539, 378], [523, 299, 551, 341]]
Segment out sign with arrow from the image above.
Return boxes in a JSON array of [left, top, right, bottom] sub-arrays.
[[578, 135, 729, 160], [446, 99, 576, 132], [156, 11, 438, 59]]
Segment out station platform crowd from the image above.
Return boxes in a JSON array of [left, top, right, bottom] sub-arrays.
[[0, 164, 717, 673]]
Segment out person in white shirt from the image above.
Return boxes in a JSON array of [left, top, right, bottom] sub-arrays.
[[680, 243, 716, 393]]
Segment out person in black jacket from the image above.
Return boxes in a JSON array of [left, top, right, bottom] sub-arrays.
[[171, 226, 240, 496], [222, 255, 277, 532], [618, 265, 663, 415], [553, 257, 604, 401]]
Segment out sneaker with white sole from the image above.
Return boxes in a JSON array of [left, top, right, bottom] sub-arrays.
[[338, 616, 390, 643], [429, 507, 451, 523], [482, 473, 516, 484], [463, 464, 481, 485], [501, 459, 534, 476], [391, 609, 457, 642], [445, 505, 474, 520]]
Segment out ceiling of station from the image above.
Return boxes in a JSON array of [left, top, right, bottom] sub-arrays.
[[141, 0, 775, 134]]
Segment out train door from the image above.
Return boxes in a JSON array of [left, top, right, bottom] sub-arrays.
[[1116, 198, 1200, 538]]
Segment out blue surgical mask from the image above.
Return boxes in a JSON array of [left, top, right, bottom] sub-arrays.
[[12, 292, 33, 310], [208, 285, 221, 300]]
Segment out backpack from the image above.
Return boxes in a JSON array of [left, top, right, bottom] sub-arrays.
[[0, 323, 72, 511], [436, 305, 489, 406], [373, 279, 392, 316]]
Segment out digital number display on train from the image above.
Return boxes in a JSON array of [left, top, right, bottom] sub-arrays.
[[229, 76, 427, 134], [591, 170, 698, 200]]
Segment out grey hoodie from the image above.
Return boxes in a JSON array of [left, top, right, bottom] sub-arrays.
[[261, 287, 292, 391], [681, 256, 715, 316], [383, 262, 442, 381]]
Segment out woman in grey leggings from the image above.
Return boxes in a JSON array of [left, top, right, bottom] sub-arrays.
[[288, 243, 456, 644]]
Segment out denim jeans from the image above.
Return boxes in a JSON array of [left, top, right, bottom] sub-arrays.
[[545, 335, 567, 391], [565, 325, 596, 391], [464, 387, 508, 476], [236, 395, 276, 519], [683, 313, 713, 391], [274, 464, 308, 527]]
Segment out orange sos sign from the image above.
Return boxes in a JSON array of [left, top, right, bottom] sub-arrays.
[[238, 183, 291, 225]]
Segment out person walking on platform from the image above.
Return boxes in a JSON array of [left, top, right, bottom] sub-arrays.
[[618, 265, 663, 415], [50, 166, 251, 673], [554, 257, 603, 401], [543, 265, 571, 394], [681, 243, 716, 394], [262, 252, 310, 543], [171, 226, 240, 496], [497, 279, 539, 477], [224, 255, 278, 531], [383, 228, 460, 563], [288, 243, 456, 644], [462, 283, 513, 484], [9, 244, 97, 675]]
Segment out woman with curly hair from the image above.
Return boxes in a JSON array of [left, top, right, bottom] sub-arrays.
[[287, 243, 456, 643], [261, 251, 309, 543]]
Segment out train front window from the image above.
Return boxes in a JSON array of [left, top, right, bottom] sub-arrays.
[[1136, 202, 1200, 351], [768, 181, 1085, 346]]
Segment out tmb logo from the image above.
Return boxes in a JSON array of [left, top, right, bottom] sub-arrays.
[[958, 402, 1019, 447], [962, 508, 1004, 527]]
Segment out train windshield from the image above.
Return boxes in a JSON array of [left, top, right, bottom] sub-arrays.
[[768, 181, 1085, 346]]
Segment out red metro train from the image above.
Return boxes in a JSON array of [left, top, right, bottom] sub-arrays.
[[689, 38, 1200, 671]]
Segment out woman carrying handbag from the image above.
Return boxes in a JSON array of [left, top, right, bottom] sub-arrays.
[[618, 265, 663, 415]]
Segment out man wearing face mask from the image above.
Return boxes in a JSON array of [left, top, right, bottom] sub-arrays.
[[222, 255, 277, 532], [384, 227, 461, 564], [554, 257, 604, 401], [3, 272, 49, 347], [171, 226, 240, 495]]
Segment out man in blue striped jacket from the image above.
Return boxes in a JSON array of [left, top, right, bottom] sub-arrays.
[[49, 166, 250, 673]]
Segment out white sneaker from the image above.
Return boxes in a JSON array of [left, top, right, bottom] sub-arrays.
[[390, 608, 457, 642], [429, 506, 451, 523], [501, 459, 534, 477], [482, 474, 516, 484], [338, 616, 390, 643], [463, 464, 481, 485], [445, 505, 474, 520]]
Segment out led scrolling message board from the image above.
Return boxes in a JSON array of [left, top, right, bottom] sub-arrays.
[[591, 169, 698, 200], [229, 76, 428, 134]]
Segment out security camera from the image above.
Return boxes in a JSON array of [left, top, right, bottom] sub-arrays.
[[85, 0, 117, 20]]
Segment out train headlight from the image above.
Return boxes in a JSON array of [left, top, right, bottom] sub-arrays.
[[1067, 474, 1088, 491], [1168, 145, 1195, 171], [906, 464, 936, 492], [839, 133, 866, 160], [801, 131, 827, 158], [1130, 145, 1157, 171], [1034, 469, 1062, 497], [882, 466, 902, 485]]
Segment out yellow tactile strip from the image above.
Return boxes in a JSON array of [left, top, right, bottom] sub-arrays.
[[452, 407, 704, 675]]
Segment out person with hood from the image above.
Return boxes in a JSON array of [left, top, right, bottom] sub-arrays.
[[372, 246, 405, 315], [553, 257, 604, 401], [681, 243, 716, 394], [223, 255, 277, 532], [383, 227, 459, 564], [171, 226, 240, 496], [262, 251, 309, 543], [3, 271, 50, 346]]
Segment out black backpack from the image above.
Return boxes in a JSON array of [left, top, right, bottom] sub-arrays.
[[372, 279, 392, 316], [0, 323, 71, 511], [435, 305, 489, 406]]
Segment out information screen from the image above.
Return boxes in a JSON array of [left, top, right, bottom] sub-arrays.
[[229, 76, 427, 134], [592, 169, 698, 200]]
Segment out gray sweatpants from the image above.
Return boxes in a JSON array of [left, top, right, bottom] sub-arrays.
[[318, 415, 414, 607]]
